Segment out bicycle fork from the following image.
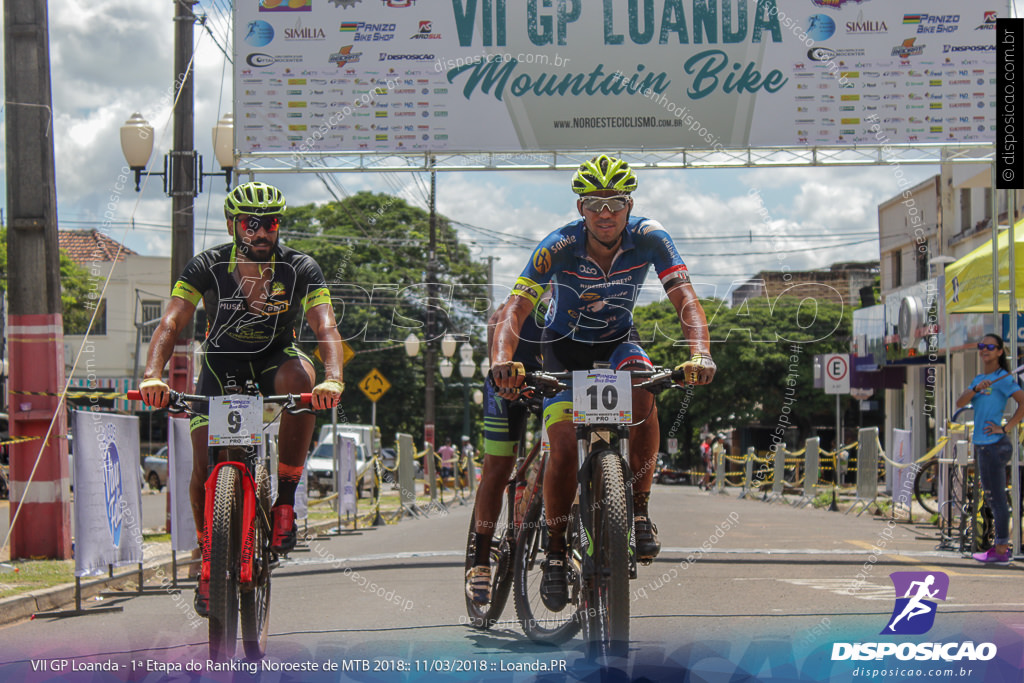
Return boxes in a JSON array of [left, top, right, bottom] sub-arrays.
[[202, 462, 261, 585]]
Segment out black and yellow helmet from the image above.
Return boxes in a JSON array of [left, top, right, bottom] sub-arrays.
[[224, 181, 286, 218], [571, 155, 638, 195]]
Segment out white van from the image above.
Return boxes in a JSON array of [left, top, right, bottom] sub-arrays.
[[316, 423, 381, 455], [306, 430, 377, 498]]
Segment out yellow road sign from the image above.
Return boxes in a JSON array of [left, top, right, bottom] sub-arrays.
[[358, 368, 391, 403], [342, 340, 355, 365]]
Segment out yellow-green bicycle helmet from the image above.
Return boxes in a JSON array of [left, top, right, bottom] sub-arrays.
[[224, 181, 286, 218], [571, 155, 638, 195]]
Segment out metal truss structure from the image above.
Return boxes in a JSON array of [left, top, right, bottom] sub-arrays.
[[234, 143, 995, 176]]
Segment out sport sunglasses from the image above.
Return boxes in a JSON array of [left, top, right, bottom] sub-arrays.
[[977, 342, 999, 351], [236, 215, 281, 233], [580, 195, 631, 213]]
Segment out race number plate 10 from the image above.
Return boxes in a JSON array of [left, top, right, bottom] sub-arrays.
[[572, 370, 632, 424], [208, 394, 264, 447]]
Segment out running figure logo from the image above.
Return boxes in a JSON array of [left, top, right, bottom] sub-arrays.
[[883, 571, 949, 635]]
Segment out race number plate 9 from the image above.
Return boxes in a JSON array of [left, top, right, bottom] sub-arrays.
[[572, 370, 632, 424], [208, 395, 264, 447]]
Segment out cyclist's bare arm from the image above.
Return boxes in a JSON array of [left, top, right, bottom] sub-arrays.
[[306, 303, 344, 382], [666, 280, 715, 385], [491, 295, 534, 397], [305, 303, 345, 409], [140, 297, 197, 408]]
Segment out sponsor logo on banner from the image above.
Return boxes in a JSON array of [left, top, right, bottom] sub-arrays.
[[341, 21, 396, 41], [808, 46, 866, 61], [806, 15, 836, 41], [284, 22, 327, 41], [329, 45, 363, 67], [976, 11, 997, 30], [903, 13, 960, 34], [244, 20, 275, 47], [101, 428, 125, 547], [378, 52, 435, 61], [943, 44, 996, 53], [845, 14, 888, 34], [891, 38, 925, 58], [812, 0, 871, 9], [247, 53, 303, 67], [411, 20, 441, 39], [260, 0, 311, 11], [382, 0, 415, 6]]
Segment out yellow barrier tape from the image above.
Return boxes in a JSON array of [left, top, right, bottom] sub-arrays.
[[12, 390, 131, 399], [0, 435, 44, 447], [877, 436, 949, 469]]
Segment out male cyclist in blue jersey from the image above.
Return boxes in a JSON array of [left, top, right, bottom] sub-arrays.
[[138, 181, 344, 617], [491, 155, 716, 611]]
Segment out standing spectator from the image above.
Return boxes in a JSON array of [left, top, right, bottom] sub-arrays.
[[699, 435, 712, 490], [711, 433, 726, 484], [955, 334, 1024, 564], [438, 438, 456, 480]]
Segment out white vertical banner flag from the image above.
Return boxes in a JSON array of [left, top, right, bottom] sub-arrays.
[[169, 416, 198, 552], [891, 429, 914, 509], [71, 411, 144, 577], [339, 436, 357, 516]]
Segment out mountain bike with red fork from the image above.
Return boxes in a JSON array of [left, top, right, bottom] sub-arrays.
[[128, 388, 314, 660]]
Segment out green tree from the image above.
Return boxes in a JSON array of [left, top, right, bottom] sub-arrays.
[[282, 192, 489, 447], [633, 289, 852, 463], [0, 227, 94, 332]]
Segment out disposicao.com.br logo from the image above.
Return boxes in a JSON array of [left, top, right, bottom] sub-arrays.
[[831, 571, 997, 662]]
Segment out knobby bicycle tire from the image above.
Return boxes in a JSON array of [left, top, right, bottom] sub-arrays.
[[241, 464, 273, 659], [208, 466, 242, 661], [584, 449, 630, 659], [464, 491, 514, 629], [513, 492, 582, 644], [913, 459, 939, 515]]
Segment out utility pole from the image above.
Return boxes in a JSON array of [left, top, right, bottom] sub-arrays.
[[424, 156, 437, 449], [4, 0, 71, 558], [167, 0, 198, 393]]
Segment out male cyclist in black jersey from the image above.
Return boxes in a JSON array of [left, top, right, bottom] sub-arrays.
[[138, 181, 344, 616], [491, 155, 715, 611]]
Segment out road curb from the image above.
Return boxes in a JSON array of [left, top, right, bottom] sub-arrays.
[[0, 515, 385, 628]]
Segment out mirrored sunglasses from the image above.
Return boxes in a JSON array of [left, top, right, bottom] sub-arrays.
[[580, 195, 630, 213], [977, 342, 999, 351], [237, 215, 280, 233]]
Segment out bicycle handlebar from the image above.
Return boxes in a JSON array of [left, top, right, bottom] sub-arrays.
[[517, 367, 687, 399], [126, 389, 314, 414]]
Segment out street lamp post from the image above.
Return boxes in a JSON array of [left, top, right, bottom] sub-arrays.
[[119, 109, 234, 394]]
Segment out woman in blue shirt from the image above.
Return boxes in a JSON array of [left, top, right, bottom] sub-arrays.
[[955, 334, 1024, 564]]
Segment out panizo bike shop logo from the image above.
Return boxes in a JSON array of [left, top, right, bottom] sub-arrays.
[[883, 571, 948, 635], [99, 425, 125, 547]]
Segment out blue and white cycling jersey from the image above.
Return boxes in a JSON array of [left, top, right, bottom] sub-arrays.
[[511, 216, 689, 344]]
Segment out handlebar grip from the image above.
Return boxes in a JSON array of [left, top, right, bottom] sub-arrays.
[[299, 393, 313, 404], [126, 390, 143, 401]]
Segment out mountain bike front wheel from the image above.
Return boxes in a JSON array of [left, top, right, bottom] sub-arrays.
[[208, 466, 242, 661], [583, 449, 630, 659]]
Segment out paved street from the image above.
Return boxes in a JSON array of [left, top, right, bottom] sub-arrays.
[[1, 484, 1022, 680]]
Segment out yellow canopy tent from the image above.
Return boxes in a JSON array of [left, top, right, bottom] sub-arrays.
[[945, 224, 1024, 313]]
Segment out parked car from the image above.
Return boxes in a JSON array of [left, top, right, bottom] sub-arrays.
[[305, 435, 378, 499], [143, 446, 169, 490]]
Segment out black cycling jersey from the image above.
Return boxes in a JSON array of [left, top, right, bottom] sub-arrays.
[[172, 243, 331, 355]]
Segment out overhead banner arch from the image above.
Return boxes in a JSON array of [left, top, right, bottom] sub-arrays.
[[234, 0, 996, 164]]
